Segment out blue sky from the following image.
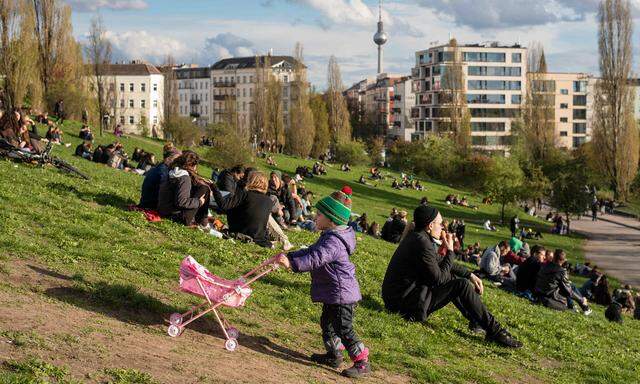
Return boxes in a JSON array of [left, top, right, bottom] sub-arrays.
[[65, 0, 640, 88]]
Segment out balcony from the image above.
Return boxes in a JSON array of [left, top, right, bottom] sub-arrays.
[[213, 94, 236, 101], [411, 107, 420, 119], [374, 96, 388, 102], [190, 99, 200, 105], [190, 112, 200, 118], [393, 121, 402, 127], [213, 109, 226, 114], [214, 81, 236, 87]]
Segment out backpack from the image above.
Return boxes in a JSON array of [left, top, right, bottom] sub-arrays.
[[605, 302, 623, 323]]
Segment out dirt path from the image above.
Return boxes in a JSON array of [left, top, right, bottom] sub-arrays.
[[570, 213, 640, 287], [0, 260, 409, 384]]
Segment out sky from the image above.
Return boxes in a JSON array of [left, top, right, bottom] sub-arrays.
[[65, 0, 640, 88]]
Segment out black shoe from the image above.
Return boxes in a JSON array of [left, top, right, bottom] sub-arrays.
[[342, 361, 371, 378], [310, 352, 343, 369], [468, 321, 485, 335], [486, 329, 523, 349]]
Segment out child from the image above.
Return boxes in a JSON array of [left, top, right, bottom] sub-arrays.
[[275, 190, 370, 378]]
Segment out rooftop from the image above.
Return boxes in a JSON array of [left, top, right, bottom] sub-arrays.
[[210, 55, 302, 71], [89, 62, 162, 76]]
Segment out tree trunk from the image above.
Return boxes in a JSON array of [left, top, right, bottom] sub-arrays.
[[565, 212, 571, 234], [501, 203, 506, 225]]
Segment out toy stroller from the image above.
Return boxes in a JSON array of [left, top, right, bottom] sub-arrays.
[[167, 255, 280, 351]]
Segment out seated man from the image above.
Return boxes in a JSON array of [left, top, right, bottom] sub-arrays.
[[216, 165, 245, 193], [534, 249, 592, 315], [381, 205, 522, 348], [479, 241, 516, 285], [515, 245, 546, 295], [74, 141, 93, 160], [381, 210, 407, 244], [483, 220, 497, 231], [503, 237, 527, 266], [139, 147, 181, 210]]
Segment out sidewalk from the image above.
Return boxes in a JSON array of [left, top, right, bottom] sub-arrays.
[[570, 213, 640, 287]]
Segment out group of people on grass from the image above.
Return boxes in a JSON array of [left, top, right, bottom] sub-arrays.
[[0, 107, 69, 153]]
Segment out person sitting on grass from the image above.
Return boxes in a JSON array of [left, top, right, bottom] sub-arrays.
[[157, 151, 210, 226], [381, 205, 523, 348], [367, 222, 380, 238], [137, 152, 156, 173], [79, 124, 94, 141], [139, 147, 182, 210], [503, 237, 527, 266], [483, 219, 497, 231], [217, 165, 245, 193], [275, 190, 372, 378], [74, 141, 93, 160], [515, 245, 546, 297], [341, 163, 351, 172], [391, 178, 402, 190], [381, 210, 407, 244], [534, 249, 592, 315], [480, 241, 516, 286], [114, 124, 124, 137]]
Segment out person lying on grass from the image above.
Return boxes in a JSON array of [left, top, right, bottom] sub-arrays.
[[381, 205, 523, 349], [275, 190, 371, 379]]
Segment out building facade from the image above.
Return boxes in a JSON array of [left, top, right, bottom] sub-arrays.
[[412, 42, 527, 152], [176, 65, 211, 127], [389, 76, 416, 141], [88, 62, 165, 135]]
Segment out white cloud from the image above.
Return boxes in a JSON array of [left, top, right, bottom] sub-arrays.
[[104, 30, 189, 63], [65, 0, 148, 12]]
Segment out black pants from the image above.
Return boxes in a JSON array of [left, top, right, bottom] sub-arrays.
[[320, 304, 365, 359], [175, 184, 210, 226]]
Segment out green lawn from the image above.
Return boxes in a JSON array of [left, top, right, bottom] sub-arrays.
[[1, 121, 639, 383]]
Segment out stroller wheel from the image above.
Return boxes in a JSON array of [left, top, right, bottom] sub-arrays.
[[167, 324, 181, 338], [169, 313, 183, 325], [226, 327, 239, 339], [224, 338, 238, 351]]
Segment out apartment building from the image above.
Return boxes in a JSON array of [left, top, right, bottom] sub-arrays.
[[412, 42, 527, 152], [176, 65, 211, 127], [88, 61, 164, 135], [389, 76, 416, 141]]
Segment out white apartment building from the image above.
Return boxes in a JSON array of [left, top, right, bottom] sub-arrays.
[[176, 66, 211, 127], [88, 62, 164, 135], [412, 42, 527, 153], [389, 76, 416, 141]]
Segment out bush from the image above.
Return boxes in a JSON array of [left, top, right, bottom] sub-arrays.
[[161, 116, 201, 146], [334, 140, 369, 165], [457, 154, 495, 189], [203, 123, 254, 169], [366, 137, 385, 166], [388, 136, 459, 180]]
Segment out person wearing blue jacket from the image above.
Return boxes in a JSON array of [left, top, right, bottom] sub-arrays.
[[276, 190, 370, 379]]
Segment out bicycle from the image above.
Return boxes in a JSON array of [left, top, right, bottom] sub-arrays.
[[0, 138, 90, 180]]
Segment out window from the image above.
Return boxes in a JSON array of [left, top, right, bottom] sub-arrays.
[[573, 123, 587, 134], [471, 122, 506, 132], [573, 95, 587, 106], [243, 88, 246, 97], [467, 80, 521, 90], [120, 83, 125, 92], [120, 99, 125, 108], [560, 89, 569, 95], [141, 99, 146, 108], [466, 94, 505, 104], [153, 116, 158, 124], [560, 117, 568, 123], [469, 108, 521, 118], [180, 106, 183, 114], [153, 99, 158, 108], [129, 116, 134, 124], [205, 93, 208, 101], [250, 75, 254, 83], [129, 83, 134, 92], [573, 109, 587, 120], [532, 80, 556, 92], [153, 83, 158, 91], [560, 131, 568, 137], [249, 88, 253, 97], [141, 83, 146, 92], [467, 66, 521, 77], [511, 94, 521, 104], [437, 51, 454, 62], [463, 52, 505, 62], [120, 116, 125, 124], [283, 75, 289, 83], [205, 106, 208, 115], [129, 99, 134, 108], [573, 136, 586, 148], [243, 76, 247, 83], [471, 135, 512, 146], [512, 53, 522, 63], [560, 103, 569, 109], [573, 81, 587, 93], [243, 101, 246, 111]]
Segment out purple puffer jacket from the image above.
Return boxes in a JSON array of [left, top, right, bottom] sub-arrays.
[[287, 226, 362, 305]]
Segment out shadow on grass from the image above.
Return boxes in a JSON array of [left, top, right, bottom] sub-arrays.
[[260, 274, 309, 290], [46, 182, 136, 209], [35, 266, 326, 371], [360, 294, 385, 312]]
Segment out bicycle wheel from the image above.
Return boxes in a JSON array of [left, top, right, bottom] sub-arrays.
[[51, 157, 90, 180]]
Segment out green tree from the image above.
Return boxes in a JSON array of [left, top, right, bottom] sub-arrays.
[[286, 42, 315, 158], [162, 116, 201, 146], [484, 156, 525, 225], [549, 160, 592, 233], [204, 123, 254, 169], [309, 93, 330, 158]]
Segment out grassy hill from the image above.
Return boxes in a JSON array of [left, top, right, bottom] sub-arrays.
[[0, 121, 639, 383]]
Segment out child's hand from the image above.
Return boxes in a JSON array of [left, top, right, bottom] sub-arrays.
[[274, 253, 291, 269]]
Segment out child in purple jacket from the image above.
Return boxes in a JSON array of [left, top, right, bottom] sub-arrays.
[[276, 190, 370, 378]]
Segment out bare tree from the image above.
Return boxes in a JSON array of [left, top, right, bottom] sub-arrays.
[[310, 92, 330, 158], [160, 54, 178, 135], [592, 0, 639, 200], [520, 41, 556, 164], [85, 14, 112, 136], [326, 55, 351, 147], [266, 73, 284, 149], [440, 38, 470, 154], [286, 42, 315, 157], [251, 55, 270, 142], [0, 0, 38, 110]]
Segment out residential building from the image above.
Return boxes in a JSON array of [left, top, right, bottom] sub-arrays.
[[389, 76, 416, 141], [344, 77, 376, 138], [176, 65, 211, 127], [412, 41, 527, 153], [363, 73, 405, 137], [88, 61, 164, 135], [532, 72, 591, 149]]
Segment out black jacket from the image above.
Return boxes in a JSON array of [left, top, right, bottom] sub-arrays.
[[381, 217, 406, 243], [382, 231, 470, 319], [268, 183, 295, 219], [157, 168, 201, 217], [534, 262, 573, 305], [216, 170, 237, 193], [212, 187, 273, 247], [515, 256, 542, 292]]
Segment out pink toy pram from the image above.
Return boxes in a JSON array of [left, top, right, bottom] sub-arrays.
[[167, 255, 280, 351]]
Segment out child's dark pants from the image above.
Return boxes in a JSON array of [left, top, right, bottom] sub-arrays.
[[320, 304, 366, 360]]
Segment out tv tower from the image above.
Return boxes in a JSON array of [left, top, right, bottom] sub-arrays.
[[373, 0, 388, 74]]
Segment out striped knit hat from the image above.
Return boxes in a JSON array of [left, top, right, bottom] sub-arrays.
[[316, 190, 352, 225]]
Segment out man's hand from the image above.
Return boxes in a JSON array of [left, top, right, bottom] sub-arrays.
[[442, 232, 454, 252], [470, 273, 484, 295], [275, 253, 291, 269], [199, 195, 206, 206]]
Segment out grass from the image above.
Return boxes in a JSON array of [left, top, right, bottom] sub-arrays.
[[0, 120, 639, 383]]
